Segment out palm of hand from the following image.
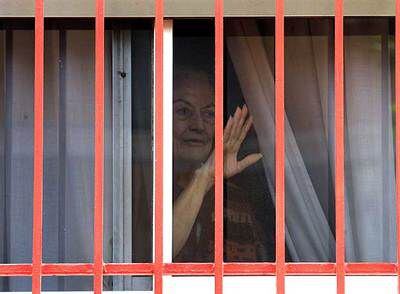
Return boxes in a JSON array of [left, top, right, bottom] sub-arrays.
[[203, 105, 263, 180]]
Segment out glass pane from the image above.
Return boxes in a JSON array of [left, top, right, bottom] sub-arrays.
[[172, 20, 215, 262], [225, 18, 275, 262], [42, 19, 154, 266], [42, 276, 92, 291], [0, 21, 34, 264], [344, 17, 396, 262], [0, 277, 31, 292], [43, 20, 95, 263], [103, 276, 152, 292], [102, 20, 154, 264], [284, 18, 335, 262]]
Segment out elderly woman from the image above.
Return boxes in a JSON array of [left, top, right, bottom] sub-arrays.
[[173, 37, 269, 262]]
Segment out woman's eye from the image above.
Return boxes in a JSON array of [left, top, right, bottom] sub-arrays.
[[175, 107, 192, 119], [202, 109, 215, 121]]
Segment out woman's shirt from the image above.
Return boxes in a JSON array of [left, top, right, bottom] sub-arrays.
[[174, 182, 272, 262]]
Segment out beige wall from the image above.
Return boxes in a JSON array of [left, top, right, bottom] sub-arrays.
[[0, 0, 396, 17]]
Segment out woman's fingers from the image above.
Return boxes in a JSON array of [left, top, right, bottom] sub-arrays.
[[226, 105, 249, 146], [223, 116, 233, 143], [234, 115, 253, 150], [231, 105, 247, 142], [226, 107, 241, 145], [237, 153, 263, 173]]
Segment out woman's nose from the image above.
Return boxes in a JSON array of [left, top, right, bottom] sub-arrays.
[[189, 112, 205, 131]]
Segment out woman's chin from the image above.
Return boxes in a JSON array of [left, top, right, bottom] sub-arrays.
[[175, 152, 210, 167]]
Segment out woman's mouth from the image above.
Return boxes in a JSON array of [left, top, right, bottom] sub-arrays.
[[183, 138, 208, 146]]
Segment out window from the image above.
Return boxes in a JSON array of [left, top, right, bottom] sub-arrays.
[[0, 0, 399, 293], [0, 18, 153, 291]]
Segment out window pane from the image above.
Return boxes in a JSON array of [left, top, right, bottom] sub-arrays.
[[0, 19, 153, 287], [344, 17, 396, 262], [102, 20, 154, 264], [103, 276, 152, 292], [42, 19, 154, 270], [0, 21, 34, 264], [284, 18, 335, 262], [225, 18, 275, 262], [172, 20, 215, 262], [42, 276, 92, 292], [0, 277, 31, 292], [43, 20, 95, 263]]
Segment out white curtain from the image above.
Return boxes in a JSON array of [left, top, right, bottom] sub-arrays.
[[0, 28, 152, 291], [226, 19, 396, 262], [344, 26, 396, 262]]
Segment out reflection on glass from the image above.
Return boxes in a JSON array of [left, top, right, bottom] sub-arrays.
[[284, 18, 335, 262], [345, 17, 396, 262]]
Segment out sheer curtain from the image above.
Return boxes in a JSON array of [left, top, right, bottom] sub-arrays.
[[344, 18, 396, 262], [226, 18, 396, 262], [0, 27, 153, 291]]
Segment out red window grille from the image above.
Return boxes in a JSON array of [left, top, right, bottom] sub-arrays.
[[0, 0, 399, 294]]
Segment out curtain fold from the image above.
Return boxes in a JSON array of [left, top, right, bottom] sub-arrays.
[[227, 19, 396, 262], [226, 20, 335, 262]]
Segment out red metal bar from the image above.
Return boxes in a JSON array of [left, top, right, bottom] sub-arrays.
[[3, 262, 400, 277], [396, 0, 400, 292], [155, 0, 164, 293], [335, 0, 345, 293], [215, 0, 224, 292], [32, 0, 44, 293], [224, 263, 276, 276], [164, 263, 215, 275], [42, 264, 94, 276], [0, 265, 32, 276], [346, 263, 397, 275], [275, 0, 285, 293], [103, 263, 154, 275], [94, 0, 105, 293], [286, 263, 336, 275]]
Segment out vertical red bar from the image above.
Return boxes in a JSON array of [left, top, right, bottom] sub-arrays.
[[275, 0, 285, 293], [94, 0, 105, 293], [396, 0, 400, 293], [32, 0, 44, 293], [335, 0, 345, 293], [214, 0, 224, 293], [155, 0, 164, 293]]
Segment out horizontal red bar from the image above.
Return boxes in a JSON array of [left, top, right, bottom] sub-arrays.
[[164, 263, 214, 275], [0, 263, 398, 276], [104, 263, 153, 275], [345, 263, 397, 275], [42, 264, 94, 276], [224, 263, 275, 276], [286, 263, 336, 275], [0, 264, 32, 276]]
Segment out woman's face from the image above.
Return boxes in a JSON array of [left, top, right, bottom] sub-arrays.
[[173, 70, 214, 167]]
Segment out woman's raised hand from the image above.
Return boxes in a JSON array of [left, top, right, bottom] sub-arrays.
[[200, 104, 262, 181], [223, 105, 262, 178]]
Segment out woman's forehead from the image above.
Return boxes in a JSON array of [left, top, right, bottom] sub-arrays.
[[174, 72, 214, 107]]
